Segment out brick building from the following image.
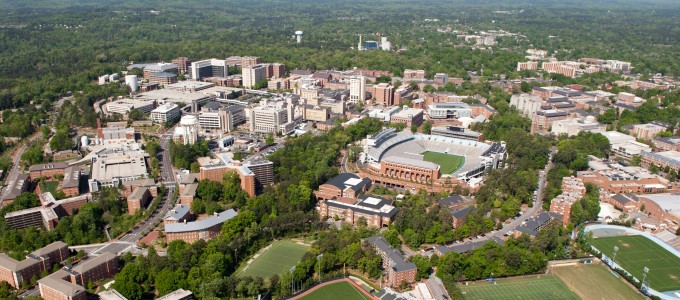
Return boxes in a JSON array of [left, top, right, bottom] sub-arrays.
[[163, 204, 191, 225], [0, 241, 68, 288], [314, 173, 371, 201], [364, 236, 416, 287], [66, 253, 118, 286], [29, 162, 69, 179], [373, 83, 394, 106], [549, 177, 586, 224], [127, 187, 151, 215], [165, 209, 238, 243], [318, 194, 398, 228], [381, 156, 440, 184], [653, 136, 680, 152], [390, 108, 424, 128]]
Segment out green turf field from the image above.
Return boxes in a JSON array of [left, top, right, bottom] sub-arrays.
[[422, 151, 464, 174], [553, 263, 645, 300], [239, 240, 310, 279], [459, 275, 579, 300], [592, 235, 680, 292], [300, 281, 371, 300]]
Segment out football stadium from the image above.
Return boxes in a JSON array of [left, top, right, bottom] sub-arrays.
[[359, 128, 507, 192]]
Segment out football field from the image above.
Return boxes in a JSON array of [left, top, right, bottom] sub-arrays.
[[592, 235, 680, 292], [422, 151, 464, 174], [239, 240, 310, 279], [553, 263, 644, 300], [459, 275, 579, 300]]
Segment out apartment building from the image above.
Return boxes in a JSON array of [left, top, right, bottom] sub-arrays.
[[402, 69, 426, 81], [29, 162, 69, 179], [240, 56, 261, 68], [509, 94, 542, 117], [127, 187, 151, 215], [150, 103, 180, 123], [578, 158, 670, 195], [148, 72, 178, 86], [517, 61, 538, 71], [363, 236, 416, 287], [314, 173, 372, 201], [319, 194, 398, 228], [0, 242, 69, 288], [242, 64, 267, 88], [349, 75, 366, 104], [632, 122, 669, 140], [198, 104, 246, 133], [641, 150, 680, 173], [373, 83, 394, 106], [171, 57, 192, 74], [390, 107, 424, 127], [66, 253, 118, 286], [653, 136, 680, 152]]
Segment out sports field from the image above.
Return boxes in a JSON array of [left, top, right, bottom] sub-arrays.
[[592, 235, 680, 292], [239, 240, 310, 279], [553, 263, 644, 300], [459, 275, 579, 300], [299, 281, 371, 300], [422, 151, 464, 174]]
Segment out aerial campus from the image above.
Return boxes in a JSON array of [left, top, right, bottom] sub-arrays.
[[0, 1, 679, 300]]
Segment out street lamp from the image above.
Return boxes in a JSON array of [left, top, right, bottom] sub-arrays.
[[612, 246, 619, 264], [317, 254, 324, 283], [642, 266, 649, 290]]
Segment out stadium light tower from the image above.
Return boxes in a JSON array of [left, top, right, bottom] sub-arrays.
[[612, 245, 619, 263], [642, 266, 650, 289], [317, 254, 324, 283], [295, 31, 303, 44], [290, 266, 296, 295]]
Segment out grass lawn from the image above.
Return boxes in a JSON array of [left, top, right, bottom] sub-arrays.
[[592, 235, 680, 292], [239, 240, 310, 279], [553, 263, 644, 300], [41, 181, 59, 194], [300, 281, 371, 300], [459, 275, 579, 300], [422, 151, 464, 174]]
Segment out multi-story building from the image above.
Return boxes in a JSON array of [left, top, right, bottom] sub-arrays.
[[381, 156, 440, 184], [174, 115, 199, 145], [578, 158, 670, 195], [319, 194, 398, 228], [653, 136, 680, 152], [157, 289, 194, 300], [150, 103, 180, 124], [531, 110, 569, 133], [433, 73, 448, 84], [373, 83, 394, 106], [242, 64, 267, 89], [550, 116, 606, 137], [163, 204, 191, 225], [171, 57, 192, 74], [314, 173, 372, 201], [143, 63, 178, 79], [247, 96, 298, 134], [541, 61, 577, 78], [29, 162, 69, 179], [127, 187, 151, 215], [509, 94, 543, 117], [165, 209, 238, 243], [641, 150, 680, 173], [189, 59, 228, 80], [198, 155, 274, 197], [363, 236, 417, 287], [402, 69, 426, 81], [0, 241, 69, 288], [240, 56, 261, 68], [349, 75, 366, 104], [148, 72, 178, 86], [632, 122, 669, 140], [65, 252, 119, 286], [4, 193, 91, 231], [198, 104, 246, 133], [390, 107, 424, 127], [104, 99, 155, 117], [38, 270, 87, 300], [88, 149, 150, 192], [426, 102, 472, 119], [267, 63, 286, 79], [517, 61, 539, 71], [549, 177, 586, 224], [0, 173, 29, 205]]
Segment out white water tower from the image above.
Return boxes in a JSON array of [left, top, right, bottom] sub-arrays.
[[295, 31, 303, 44]]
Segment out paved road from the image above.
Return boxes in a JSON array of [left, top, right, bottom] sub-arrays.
[[118, 130, 177, 243], [0, 133, 40, 205]]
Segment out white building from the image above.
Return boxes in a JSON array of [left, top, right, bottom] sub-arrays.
[[551, 116, 606, 137], [427, 102, 472, 119], [150, 103, 180, 123], [175, 115, 199, 145], [104, 99, 155, 117], [198, 105, 246, 133], [349, 75, 366, 104], [510, 94, 543, 117], [242, 64, 267, 88], [247, 96, 299, 134], [190, 59, 228, 80]]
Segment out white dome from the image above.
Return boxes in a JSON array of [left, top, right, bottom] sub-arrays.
[[180, 115, 198, 126]]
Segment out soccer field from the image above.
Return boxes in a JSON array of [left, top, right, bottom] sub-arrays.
[[553, 263, 644, 300], [459, 275, 579, 300], [592, 235, 680, 292], [239, 240, 310, 279], [422, 151, 464, 174], [300, 281, 371, 300]]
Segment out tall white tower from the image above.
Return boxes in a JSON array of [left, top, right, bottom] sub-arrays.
[[295, 31, 303, 44], [349, 75, 366, 104], [175, 115, 199, 145], [358, 34, 363, 50]]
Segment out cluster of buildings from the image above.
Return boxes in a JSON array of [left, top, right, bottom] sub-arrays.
[[164, 209, 238, 243], [197, 153, 274, 197], [0, 242, 69, 289], [315, 173, 398, 227], [517, 57, 632, 78], [549, 177, 587, 224]]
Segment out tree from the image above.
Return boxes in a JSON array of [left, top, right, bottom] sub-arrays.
[[198, 180, 223, 203], [422, 121, 432, 134], [265, 133, 274, 146], [128, 109, 146, 121], [410, 255, 431, 280]]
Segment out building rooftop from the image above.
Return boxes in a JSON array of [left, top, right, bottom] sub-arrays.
[[515, 212, 561, 236], [134, 89, 213, 104], [66, 252, 117, 275], [602, 131, 636, 145], [640, 194, 680, 219], [165, 209, 238, 233], [383, 156, 439, 170], [150, 72, 177, 78], [0, 173, 29, 202], [90, 150, 149, 182], [324, 173, 372, 192], [28, 162, 69, 172], [165, 204, 191, 221], [157, 288, 194, 300], [128, 186, 149, 201], [452, 206, 475, 219], [38, 271, 86, 297], [98, 289, 129, 300], [438, 195, 469, 207], [151, 103, 179, 114]]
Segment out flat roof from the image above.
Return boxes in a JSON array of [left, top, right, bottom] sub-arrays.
[[151, 103, 179, 114], [91, 151, 149, 182], [38, 272, 86, 297], [67, 252, 117, 275], [167, 81, 215, 90], [165, 209, 238, 233], [157, 288, 193, 300], [134, 89, 212, 104], [641, 194, 680, 218]]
